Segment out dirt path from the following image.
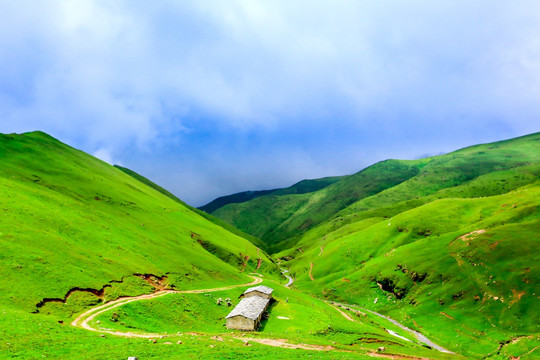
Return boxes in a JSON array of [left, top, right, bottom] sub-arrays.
[[327, 302, 355, 321], [240, 337, 434, 359], [309, 262, 315, 281], [71, 276, 262, 337], [326, 301, 454, 355], [241, 337, 335, 351], [361, 308, 455, 354]]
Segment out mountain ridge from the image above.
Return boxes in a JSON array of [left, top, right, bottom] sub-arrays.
[[206, 132, 540, 252]]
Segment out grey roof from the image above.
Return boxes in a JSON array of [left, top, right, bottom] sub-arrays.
[[244, 285, 273, 296], [225, 296, 270, 320]]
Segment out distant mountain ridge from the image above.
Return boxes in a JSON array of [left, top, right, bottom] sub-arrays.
[[199, 176, 342, 213], [205, 132, 540, 252]]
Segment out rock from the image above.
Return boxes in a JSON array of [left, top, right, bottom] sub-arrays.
[[96, 320, 101, 324], [177, 340, 183, 344], [127, 357, 139, 360], [209, 345, 216, 348], [99, 334, 105, 338], [377, 346, 386, 353]]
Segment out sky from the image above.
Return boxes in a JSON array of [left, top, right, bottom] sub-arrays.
[[1, 1, 539, 206]]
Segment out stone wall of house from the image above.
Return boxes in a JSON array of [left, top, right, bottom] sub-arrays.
[[226, 316, 257, 331]]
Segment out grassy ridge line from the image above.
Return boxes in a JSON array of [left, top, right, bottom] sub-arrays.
[[213, 160, 420, 251], [0, 131, 277, 313], [210, 132, 540, 251], [199, 176, 342, 213], [285, 163, 540, 252], [114, 164, 267, 250]]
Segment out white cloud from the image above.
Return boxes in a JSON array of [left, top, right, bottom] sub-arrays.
[[1, 1, 539, 204]]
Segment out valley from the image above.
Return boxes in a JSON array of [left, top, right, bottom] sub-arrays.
[[1, 131, 538, 359]]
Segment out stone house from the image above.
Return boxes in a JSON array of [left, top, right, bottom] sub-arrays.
[[225, 286, 274, 331]]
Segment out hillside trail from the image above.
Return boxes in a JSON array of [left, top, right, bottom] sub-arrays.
[[71, 275, 262, 338], [327, 302, 355, 321], [239, 337, 435, 359], [309, 262, 315, 281], [327, 301, 455, 355], [277, 265, 453, 356], [361, 308, 454, 354]]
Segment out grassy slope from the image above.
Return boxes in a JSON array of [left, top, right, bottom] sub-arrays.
[[274, 134, 540, 358], [211, 133, 540, 253], [282, 186, 539, 358], [88, 278, 458, 359], [2, 278, 462, 360], [115, 164, 268, 250], [0, 131, 277, 315], [213, 160, 420, 251]]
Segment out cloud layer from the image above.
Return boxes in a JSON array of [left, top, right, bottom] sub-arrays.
[[1, 1, 539, 205]]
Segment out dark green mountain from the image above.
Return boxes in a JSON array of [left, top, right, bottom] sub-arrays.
[[199, 176, 341, 213], [208, 133, 540, 253]]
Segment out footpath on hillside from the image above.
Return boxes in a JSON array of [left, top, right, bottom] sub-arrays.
[[71, 271, 456, 359], [71, 275, 263, 337]]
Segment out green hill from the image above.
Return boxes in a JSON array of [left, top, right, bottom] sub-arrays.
[[199, 176, 342, 214], [209, 133, 540, 253], [0, 131, 461, 360], [0, 131, 277, 315], [205, 132, 540, 358], [2, 131, 538, 359]]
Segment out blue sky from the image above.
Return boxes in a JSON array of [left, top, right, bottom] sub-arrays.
[[1, 1, 539, 206]]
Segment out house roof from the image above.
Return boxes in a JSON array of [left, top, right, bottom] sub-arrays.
[[244, 285, 274, 296], [225, 296, 270, 320]]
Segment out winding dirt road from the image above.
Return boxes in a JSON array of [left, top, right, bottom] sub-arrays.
[[327, 301, 454, 355], [71, 275, 262, 337]]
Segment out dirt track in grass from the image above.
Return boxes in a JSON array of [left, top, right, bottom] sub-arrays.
[[71, 275, 263, 338]]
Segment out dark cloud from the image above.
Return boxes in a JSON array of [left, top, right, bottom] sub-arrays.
[[1, 1, 539, 205]]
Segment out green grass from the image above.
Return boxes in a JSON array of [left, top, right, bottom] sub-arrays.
[[87, 279, 460, 359], [210, 132, 540, 252], [2, 130, 539, 359], [278, 185, 540, 358], [0, 131, 288, 358], [1, 306, 379, 360]]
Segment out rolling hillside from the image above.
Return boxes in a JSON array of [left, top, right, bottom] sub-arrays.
[[207, 133, 540, 253], [0, 131, 277, 316], [2, 131, 538, 359], [0, 131, 461, 360], [205, 132, 540, 358]]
